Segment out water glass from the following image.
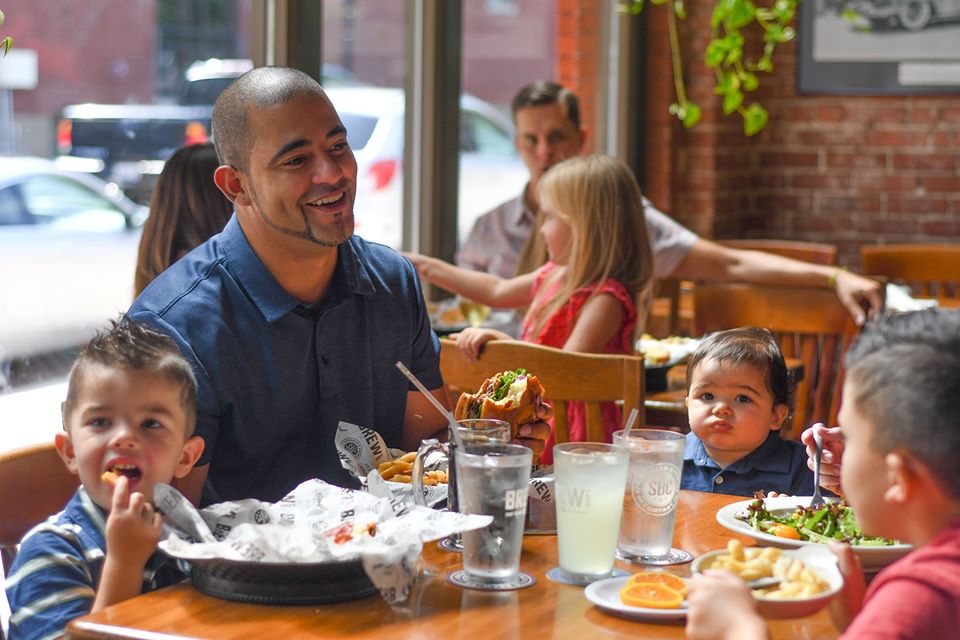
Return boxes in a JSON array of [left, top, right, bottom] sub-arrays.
[[612, 428, 688, 564], [456, 442, 533, 585], [411, 419, 510, 510], [553, 442, 629, 583]]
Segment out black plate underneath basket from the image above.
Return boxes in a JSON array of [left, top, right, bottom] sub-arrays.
[[190, 556, 378, 605]]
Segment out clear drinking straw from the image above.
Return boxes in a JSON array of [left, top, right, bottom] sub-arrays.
[[395, 361, 465, 449], [623, 407, 640, 438]]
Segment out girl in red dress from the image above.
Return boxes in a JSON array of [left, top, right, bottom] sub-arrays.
[[406, 155, 654, 449]]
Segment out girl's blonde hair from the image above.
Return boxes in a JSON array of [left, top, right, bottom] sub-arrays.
[[526, 155, 654, 338]]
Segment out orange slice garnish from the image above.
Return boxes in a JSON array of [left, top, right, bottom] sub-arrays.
[[619, 582, 685, 609], [626, 571, 688, 597]]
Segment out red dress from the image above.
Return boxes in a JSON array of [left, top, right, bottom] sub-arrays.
[[521, 263, 637, 460]]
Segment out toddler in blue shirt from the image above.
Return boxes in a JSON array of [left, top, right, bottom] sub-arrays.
[[680, 327, 815, 497]]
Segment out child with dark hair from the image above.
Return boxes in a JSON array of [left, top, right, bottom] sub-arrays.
[[687, 309, 960, 640], [5, 318, 204, 640], [681, 326, 814, 497]]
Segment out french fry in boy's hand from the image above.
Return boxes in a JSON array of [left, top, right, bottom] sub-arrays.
[[101, 470, 120, 486]]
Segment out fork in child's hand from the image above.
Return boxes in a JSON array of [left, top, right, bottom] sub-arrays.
[[809, 426, 826, 508]]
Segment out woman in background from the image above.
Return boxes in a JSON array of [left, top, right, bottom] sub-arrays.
[[134, 143, 232, 295]]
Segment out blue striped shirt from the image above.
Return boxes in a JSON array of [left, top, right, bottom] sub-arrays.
[[4, 488, 187, 640]]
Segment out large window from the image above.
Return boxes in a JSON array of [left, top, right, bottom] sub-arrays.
[[0, 0, 252, 394], [0, 1, 623, 453]]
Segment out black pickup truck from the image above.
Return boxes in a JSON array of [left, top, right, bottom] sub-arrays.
[[55, 58, 252, 203]]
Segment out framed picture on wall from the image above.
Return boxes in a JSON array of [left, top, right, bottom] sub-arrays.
[[797, 0, 960, 94]]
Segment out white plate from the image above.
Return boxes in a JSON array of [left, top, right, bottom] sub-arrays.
[[715, 496, 912, 571], [584, 576, 687, 622]]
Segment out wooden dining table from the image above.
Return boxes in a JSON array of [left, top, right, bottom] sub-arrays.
[[66, 491, 839, 640]]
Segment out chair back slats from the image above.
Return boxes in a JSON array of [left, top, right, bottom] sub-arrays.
[[0, 442, 79, 573], [439, 338, 644, 443], [693, 283, 859, 437], [861, 244, 960, 302]]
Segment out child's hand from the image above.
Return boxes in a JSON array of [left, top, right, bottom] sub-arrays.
[[801, 423, 845, 495], [827, 541, 866, 632], [105, 475, 162, 568], [449, 327, 511, 361], [686, 571, 767, 640]]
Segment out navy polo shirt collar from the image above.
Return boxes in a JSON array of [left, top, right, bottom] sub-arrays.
[[220, 215, 376, 323], [684, 430, 791, 474]]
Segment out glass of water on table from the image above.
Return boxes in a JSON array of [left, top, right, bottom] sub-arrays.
[[448, 441, 534, 590], [549, 442, 630, 585], [414, 419, 512, 552], [612, 428, 692, 565]]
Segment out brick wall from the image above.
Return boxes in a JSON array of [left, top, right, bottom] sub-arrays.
[[555, 0, 600, 154], [558, 2, 960, 269]]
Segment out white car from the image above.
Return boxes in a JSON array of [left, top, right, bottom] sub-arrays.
[[325, 86, 528, 248], [0, 157, 146, 365]]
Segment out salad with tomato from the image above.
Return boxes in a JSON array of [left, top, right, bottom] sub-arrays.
[[738, 495, 899, 546]]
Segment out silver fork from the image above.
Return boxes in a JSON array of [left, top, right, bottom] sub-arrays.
[[809, 429, 826, 508]]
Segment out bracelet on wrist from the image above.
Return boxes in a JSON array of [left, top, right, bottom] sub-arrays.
[[827, 267, 846, 290]]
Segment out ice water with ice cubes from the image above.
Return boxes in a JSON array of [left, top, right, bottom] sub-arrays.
[[613, 429, 685, 561], [456, 443, 532, 582]]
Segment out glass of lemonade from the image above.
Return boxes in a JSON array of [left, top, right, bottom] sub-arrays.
[[553, 442, 629, 584], [612, 428, 691, 565], [455, 442, 533, 586]]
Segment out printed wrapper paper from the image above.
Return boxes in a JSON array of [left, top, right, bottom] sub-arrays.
[[336, 421, 449, 506], [335, 421, 557, 529], [155, 479, 491, 604]]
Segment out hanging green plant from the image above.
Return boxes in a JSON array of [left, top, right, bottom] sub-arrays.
[[0, 10, 12, 56], [621, 0, 799, 136]]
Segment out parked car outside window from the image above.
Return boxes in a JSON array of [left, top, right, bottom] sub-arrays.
[[0, 157, 146, 373]]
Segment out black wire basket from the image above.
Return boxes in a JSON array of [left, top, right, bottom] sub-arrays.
[[189, 556, 378, 605]]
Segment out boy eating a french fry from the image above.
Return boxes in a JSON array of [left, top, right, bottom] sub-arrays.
[[686, 309, 960, 639], [5, 319, 204, 640]]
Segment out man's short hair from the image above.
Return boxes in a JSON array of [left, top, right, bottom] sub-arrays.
[[686, 326, 794, 413], [64, 317, 198, 436], [845, 309, 960, 498], [511, 81, 581, 129], [211, 66, 327, 171]]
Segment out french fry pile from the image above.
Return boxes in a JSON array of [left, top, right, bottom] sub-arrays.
[[377, 451, 449, 485], [711, 540, 829, 600]]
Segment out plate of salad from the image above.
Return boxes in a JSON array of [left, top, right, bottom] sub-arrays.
[[716, 496, 912, 571]]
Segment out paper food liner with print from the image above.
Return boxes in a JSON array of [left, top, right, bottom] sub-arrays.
[[156, 480, 491, 604], [336, 421, 557, 529], [336, 421, 449, 506]]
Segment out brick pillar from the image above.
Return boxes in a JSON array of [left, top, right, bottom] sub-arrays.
[[555, 0, 600, 154]]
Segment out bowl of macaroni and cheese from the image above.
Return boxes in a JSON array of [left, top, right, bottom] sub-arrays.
[[692, 540, 843, 618]]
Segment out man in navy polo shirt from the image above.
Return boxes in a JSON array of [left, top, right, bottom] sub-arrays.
[[128, 67, 550, 506]]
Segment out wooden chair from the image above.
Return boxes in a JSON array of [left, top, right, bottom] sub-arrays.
[[646, 240, 839, 338], [0, 442, 79, 574], [439, 338, 644, 443], [646, 277, 683, 338], [693, 283, 860, 436], [861, 243, 960, 303], [719, 239, 838, 266]]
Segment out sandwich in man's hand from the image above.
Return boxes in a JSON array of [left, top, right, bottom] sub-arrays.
[[454, 368, 546, 439]]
